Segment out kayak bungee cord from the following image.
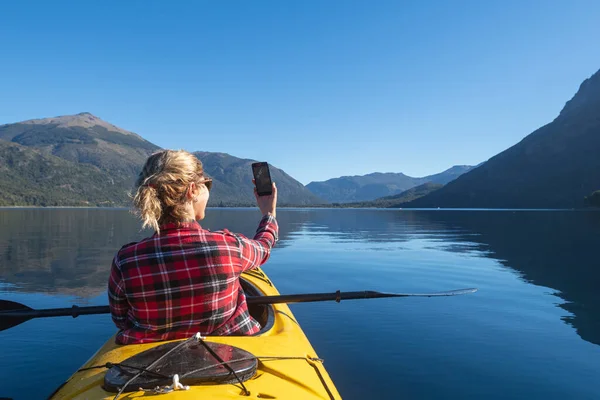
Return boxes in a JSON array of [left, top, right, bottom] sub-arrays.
[[180, 355, 324, 378], [108, 332, 325, 399], [195, 335, 250, 396], [307, 356, 336, 400], [106, 356, 328, 399], [184, 355, 335, 400], [78, 355, 325, 377], [78, 362, 170, 379], [75, 336, 329, 400], [112, 333, 200, 400]]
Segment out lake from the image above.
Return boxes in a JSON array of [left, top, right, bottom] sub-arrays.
[[0, 208, 599, 399]]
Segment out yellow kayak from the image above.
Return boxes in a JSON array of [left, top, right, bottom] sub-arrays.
[[49, 268, 342, 399]]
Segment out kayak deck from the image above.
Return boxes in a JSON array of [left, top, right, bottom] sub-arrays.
[[49, 268, 342, 399]]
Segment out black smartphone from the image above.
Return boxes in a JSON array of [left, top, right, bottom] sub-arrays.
[[252, 162, 273, 196]]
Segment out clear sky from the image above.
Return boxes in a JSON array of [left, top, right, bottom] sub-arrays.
[[1, 1, 599, 184]]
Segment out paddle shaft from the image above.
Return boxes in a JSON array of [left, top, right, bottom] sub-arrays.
[[247, 289, 476, 304], [2, 305, 110, 319], [0, 289, 477, 321]]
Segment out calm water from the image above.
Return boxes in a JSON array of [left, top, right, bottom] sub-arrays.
[[0, 208, 599, 399]]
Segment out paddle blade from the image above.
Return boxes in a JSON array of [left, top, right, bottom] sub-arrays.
[[0, 300, 34, 332], [397, 288, 478, 297]]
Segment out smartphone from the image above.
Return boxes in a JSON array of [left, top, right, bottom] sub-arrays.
[[252, 162, 273, 196]]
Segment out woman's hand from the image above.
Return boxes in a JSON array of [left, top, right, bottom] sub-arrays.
[[253, 180, 277, 218]]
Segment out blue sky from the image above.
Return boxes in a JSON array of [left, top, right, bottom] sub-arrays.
[[1, 1, 599, 184]]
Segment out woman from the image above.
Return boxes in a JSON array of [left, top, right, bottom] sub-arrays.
[[108, 149, 278, 345]]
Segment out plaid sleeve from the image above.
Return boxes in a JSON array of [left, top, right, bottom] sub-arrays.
[[236, 214, 279, 273], [108, 255, 129, 330]]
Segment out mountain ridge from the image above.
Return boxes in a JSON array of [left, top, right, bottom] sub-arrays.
[[0, 113, 323, 207], [306, 165, 473, 203], [3, 112, 141, 138], [334, 182, 444, 208], [405, 68, 600, 209]]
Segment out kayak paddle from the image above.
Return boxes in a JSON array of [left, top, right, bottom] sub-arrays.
[[0, 288, 477, 332]]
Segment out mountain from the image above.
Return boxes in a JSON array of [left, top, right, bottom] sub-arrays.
[[0, 113, 323, 207], [406, 68, 600, 209], [423, 165, 475, 185], [306, 165, 473, 203], [0, 141, 130, 206], [306, 172, 419, 203], [340, 182, 443, 208], [372, 182, 443, 207], [0, 112, 160, 176]]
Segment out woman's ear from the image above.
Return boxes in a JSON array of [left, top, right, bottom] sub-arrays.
[[187, 182, 199, 200]]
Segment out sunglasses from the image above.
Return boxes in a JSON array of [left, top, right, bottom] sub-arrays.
[[199, 178, 213, 191]]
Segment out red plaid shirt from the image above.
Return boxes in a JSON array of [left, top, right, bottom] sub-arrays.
[[108, 214, 278, 345]]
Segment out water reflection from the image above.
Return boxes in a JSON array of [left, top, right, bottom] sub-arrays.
[[0, 209, 137, 297], [405, 210, 600, 347], [0, 208, 303, 297], [285, 209, 600, 346]]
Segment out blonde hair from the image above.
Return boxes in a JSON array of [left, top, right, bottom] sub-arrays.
[[132, 149, 205, 232]]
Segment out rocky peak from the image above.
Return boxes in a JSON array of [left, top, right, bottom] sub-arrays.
[[558, 68, 600, 119], [20, 112, 137, 136]]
